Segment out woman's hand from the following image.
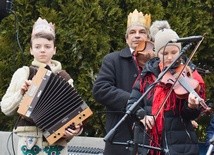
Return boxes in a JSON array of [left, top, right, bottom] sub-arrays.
[[21, 80, 32, 95], [191, 120, 198, 128], [63, 123, 83, 141], [188, 92, 200, 109], [140, 115, 155, 131]]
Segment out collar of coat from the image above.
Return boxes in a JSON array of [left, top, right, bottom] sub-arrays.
[[119, 47, 133, 58]]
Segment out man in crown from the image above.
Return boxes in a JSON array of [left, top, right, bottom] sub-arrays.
[[93, 9, 153, 155], [1, 17, 83, 155]]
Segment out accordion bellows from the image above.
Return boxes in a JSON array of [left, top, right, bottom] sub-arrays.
[[17, 67, 93, 144]]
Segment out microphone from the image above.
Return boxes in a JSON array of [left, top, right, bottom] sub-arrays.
[[169, 36, 203, 43], [135, 108, 146, 120]]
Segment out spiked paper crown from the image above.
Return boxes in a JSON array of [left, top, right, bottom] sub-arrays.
[[127, 9, 151, 29], [32, 17, 55, 37]]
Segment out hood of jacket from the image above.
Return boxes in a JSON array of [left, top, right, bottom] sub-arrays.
[[141, 57, 160, 79]]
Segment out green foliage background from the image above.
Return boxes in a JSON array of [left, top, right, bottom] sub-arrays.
[[0, 0, 213, 141]]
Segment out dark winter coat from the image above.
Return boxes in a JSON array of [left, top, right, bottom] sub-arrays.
[[93, 47, 138, 155], [127, 57, 201, 155]]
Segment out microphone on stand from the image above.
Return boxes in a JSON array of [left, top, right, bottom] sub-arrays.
[[135, 108, 146, 120], [169, 36, 203, 43]]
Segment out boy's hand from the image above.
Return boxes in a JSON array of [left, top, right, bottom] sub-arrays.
[[63, 123, 83, 140], [21, 80, 32, 95]]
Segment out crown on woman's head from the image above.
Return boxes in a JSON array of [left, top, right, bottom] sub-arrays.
[[127, 9, 151, 29], [32, 17, 55, 37]]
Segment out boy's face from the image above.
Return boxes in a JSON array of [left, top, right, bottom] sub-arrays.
[[30, 37, 56, 65]]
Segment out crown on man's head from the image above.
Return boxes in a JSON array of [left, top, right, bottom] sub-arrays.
[[32, 17, 55, 37], [127, 9, 151, 29]]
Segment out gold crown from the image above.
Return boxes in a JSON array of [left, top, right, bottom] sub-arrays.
[[127, 9, 151, 29], [32, 17, 55, 37]]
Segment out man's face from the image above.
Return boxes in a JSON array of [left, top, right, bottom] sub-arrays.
[[126, 25, 149, 50]]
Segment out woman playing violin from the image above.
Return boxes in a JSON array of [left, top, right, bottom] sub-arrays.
[[126, 28, 207, 155]]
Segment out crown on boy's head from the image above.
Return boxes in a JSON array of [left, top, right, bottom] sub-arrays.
[[127, 9, 151, 29], [32, 17, 55, 37]]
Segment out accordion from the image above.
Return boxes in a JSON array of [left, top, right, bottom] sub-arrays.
[[17, 67, 93, 145]]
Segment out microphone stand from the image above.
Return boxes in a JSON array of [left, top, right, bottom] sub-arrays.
[[104, 43, 194, 154]]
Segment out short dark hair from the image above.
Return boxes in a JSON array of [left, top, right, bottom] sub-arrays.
[[30, 32, 55, 47]]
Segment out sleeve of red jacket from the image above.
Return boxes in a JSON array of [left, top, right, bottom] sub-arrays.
[[192, 70, 206, 100]]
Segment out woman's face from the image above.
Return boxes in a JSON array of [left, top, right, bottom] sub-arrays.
[[158, 45, 180, 67], [30, 37, 56, 65], [126, 25, 149, 50]]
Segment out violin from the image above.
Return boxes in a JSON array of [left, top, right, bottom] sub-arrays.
[[133, 41, 155, 68], [161, 64, 211, 111]]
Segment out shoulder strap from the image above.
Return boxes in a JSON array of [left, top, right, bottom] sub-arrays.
[[28, 66, 38, 80], [57, 70, 71, 81], [29, 65, 71, 81]]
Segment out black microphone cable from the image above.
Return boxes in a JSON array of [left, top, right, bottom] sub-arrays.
[[13, 6, 24, 65], [6, 131, 16, 155], [5, 0, 24, 66]]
